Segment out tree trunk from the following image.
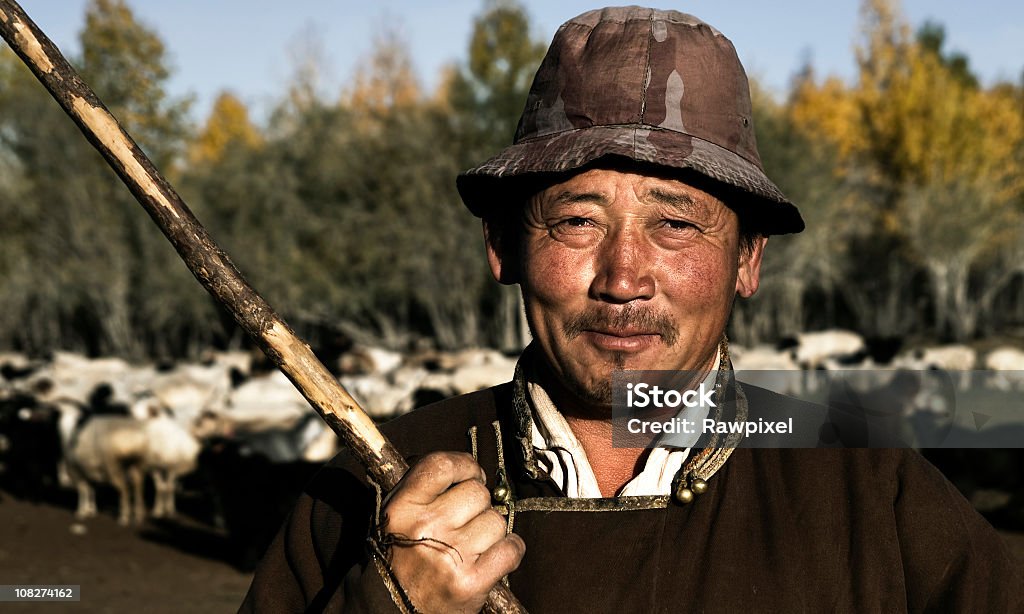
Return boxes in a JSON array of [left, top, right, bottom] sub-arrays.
[[948, 261, 977, 341], [928, 262, 951, 340]]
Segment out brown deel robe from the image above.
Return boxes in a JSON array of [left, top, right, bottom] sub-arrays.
[[240, 381, 1024, 613]]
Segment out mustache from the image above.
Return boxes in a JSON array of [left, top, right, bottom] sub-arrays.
[[563, 304, 679, 347]]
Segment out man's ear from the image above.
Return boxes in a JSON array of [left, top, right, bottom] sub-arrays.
[[483, 218, 519, 285], [735, 236, 768, 298]]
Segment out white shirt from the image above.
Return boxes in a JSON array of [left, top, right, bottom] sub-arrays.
[[527, 351, 721, 498]]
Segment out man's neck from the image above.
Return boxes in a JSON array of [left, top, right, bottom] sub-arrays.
[[535, 367, 649, 497], [531, 345, 721, 497], [562, 413, 649, 497]]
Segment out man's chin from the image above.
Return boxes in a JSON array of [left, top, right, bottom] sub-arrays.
[[559, 363, 621, 411], [543, 345, 667, 410], [585, 346, 663, 372], [541, 364, 616, 415], [569, 378, 614, 409]]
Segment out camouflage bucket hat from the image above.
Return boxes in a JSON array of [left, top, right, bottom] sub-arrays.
[[457, 6, 804, 235]]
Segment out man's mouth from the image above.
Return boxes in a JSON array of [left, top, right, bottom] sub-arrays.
[[583, 329, 661, 352], [563, 304, 680, 348]]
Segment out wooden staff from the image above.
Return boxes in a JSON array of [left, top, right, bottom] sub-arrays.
[[0, 2, 525, 612]]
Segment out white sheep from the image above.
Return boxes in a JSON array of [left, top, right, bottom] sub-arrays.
[[136, 397, 200, 518], [895, 344, 977, 390], [63, 397, 201, 524], [732, 345, 804, 396], [787, 330, 866, 370], [148, 363, 234, 427], [985, 347, 1024, 391], [64, 414, 148, 525]]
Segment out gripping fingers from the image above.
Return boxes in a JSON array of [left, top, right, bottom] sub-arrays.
[[383, 452, 524, 613], [429, 478, 494, 529], [472, 533, 526, 587], [456, 508, 512, 557], [392, 452, 486, 507]]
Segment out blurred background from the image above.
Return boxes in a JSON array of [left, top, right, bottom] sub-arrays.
[[0, 0, 1022, 611]]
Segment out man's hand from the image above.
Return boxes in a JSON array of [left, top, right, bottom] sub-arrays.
[[382, 452, 526, 614]]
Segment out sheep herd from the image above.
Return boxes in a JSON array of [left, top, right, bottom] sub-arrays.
[[1, 332, 1022, 564]]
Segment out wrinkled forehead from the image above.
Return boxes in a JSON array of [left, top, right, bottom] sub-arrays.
[[528, 167, 729, 220]]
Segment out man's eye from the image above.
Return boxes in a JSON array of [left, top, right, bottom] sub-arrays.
[[557, 217, 592, 228], [664, 219, 697, 230]]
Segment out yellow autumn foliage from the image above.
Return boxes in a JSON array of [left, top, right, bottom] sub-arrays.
[[189, 92, 262, 166], [790, 0, 1023, 203], [790, 74, 865, 160], [344, 27, 422, 114]]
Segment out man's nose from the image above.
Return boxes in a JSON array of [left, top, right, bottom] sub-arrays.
[[590, 226, 656, 303]]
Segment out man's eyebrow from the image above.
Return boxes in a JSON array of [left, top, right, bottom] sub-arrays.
[[549, 190, 608, 206], [646, 188, 709, 215]]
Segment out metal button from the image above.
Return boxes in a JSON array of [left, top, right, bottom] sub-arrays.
[[674, 485, 695, 505], [691, 477, 708, 495], [492, 484, 511, 504]]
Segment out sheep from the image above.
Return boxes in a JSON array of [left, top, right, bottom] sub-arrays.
[[985, 346, 1024, 391], [732, 345, 804, 396], [64, 414, 149, 525], [895, 344, 977, 390], [336, 345, 404, 376], [199, 349, 254, 379], [147, 362, 234, 428], [450, 354, 517, 396], [193, 408, 329, 464], [41, 352, 135, 406], [63, 397, 201, 525], [135, 397, 201, 518], [0, 392, 62, 501], [0, 352, 39, 382], [341, 365, 431, 418], [225, 370, 309, 423], [778, 329, 866, 370]]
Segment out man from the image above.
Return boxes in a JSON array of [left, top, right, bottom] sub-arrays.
[[241, 7, 1022, 613]]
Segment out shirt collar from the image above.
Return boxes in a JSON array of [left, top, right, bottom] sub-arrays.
[[518, 345, 723, 497]]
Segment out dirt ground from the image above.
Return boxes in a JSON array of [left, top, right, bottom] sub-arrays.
[[1, 490, 1022, 613], [0, 493, 252, 613]]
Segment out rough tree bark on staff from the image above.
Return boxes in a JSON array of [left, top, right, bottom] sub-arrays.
[[0, 1, 526, 612]]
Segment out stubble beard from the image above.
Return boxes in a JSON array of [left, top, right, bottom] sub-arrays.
[[555, 303, 680, 407]]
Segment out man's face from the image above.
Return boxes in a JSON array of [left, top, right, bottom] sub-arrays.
[[486, 168, 766, 411]]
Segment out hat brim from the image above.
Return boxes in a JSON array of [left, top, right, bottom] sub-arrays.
[[457, 125, 804, 235]]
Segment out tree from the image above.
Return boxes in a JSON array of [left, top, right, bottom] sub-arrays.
[[189, 92, 263, 166], [344, 25, 421, 112], [787, 0, 1024, 340], [444, 0, 546, 163], [916, 21, 977, 89], [79, 0, 191, 168], [337, 30, 489, 348], [0, 0, 196, 358], [856, 1, 1023, 340], [731, 77, 864, 343], [441, 0, 546, 350]]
